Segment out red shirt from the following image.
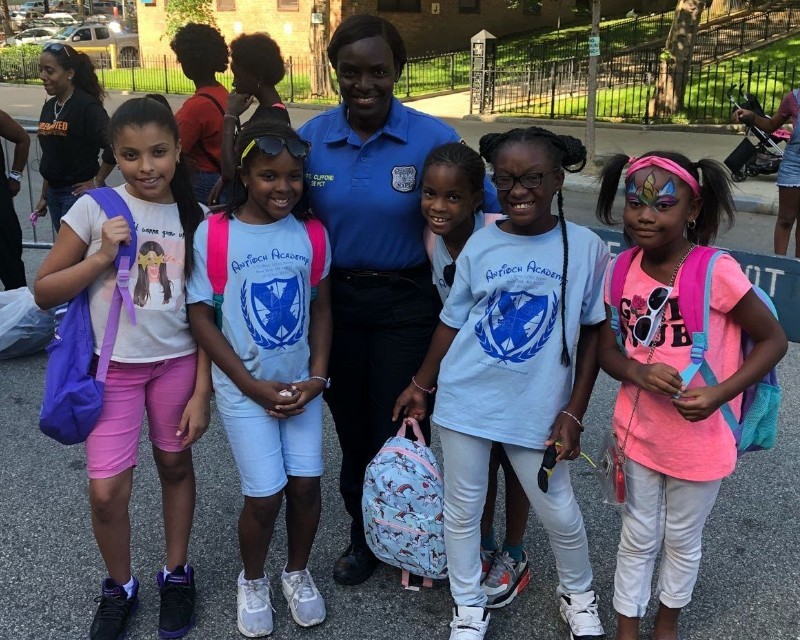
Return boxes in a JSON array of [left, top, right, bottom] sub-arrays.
[[175, 83, 229, 174]]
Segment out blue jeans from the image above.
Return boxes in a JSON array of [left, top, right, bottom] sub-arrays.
[[192, 170, 231, 206], [46, 185, 80, 234]]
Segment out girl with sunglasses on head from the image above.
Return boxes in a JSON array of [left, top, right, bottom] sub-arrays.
[[35, 97, 210, 640], [395, 126, 609, 640], [595, 151, 787, 640], [421, 142, 533, 610], [187, 120, 332, 637], [33, 42, 116, 232]]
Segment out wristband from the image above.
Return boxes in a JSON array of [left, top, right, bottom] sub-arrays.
[[8, 171, 22, 182], [560, 410, 584, 432], [308, 375, 331, 388], [92, 176, 100, 188], [411, 376, 436, 395]]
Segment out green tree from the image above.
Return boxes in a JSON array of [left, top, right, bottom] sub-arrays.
[[164, 0, 217, 39], [2, 0, 13, 39], [308, 0, 334, 97]]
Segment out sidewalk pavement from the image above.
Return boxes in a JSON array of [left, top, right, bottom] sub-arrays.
[[0, 83, 781, 215]]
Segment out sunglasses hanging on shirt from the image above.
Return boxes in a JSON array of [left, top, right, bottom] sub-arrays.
[[632, 285, 673, 347]]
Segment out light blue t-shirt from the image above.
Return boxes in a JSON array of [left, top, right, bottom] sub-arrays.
[[432, 220, 610, 449], [430, 211, 491, 303], [298, 98, 501, 270], [186, 214, 331, 416]]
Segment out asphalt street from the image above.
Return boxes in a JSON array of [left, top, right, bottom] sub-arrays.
[[1, 93, 798, 640]]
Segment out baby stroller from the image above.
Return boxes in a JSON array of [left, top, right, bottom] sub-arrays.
[[725, 84, 789, 183]]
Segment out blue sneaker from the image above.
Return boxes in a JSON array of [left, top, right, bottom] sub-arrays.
[[157, 565, 196, 638], [89, 577, 139, 640]]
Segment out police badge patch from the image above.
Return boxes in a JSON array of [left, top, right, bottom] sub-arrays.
[[391, 165, 417, 193]]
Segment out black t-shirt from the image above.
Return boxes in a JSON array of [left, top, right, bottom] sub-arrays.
[[38, 88, 115, 188]]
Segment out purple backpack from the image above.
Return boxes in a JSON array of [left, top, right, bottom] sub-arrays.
[[39, 188, 137, 445]]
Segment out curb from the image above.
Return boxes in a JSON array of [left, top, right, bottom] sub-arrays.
[[563, 173, 778, 216]]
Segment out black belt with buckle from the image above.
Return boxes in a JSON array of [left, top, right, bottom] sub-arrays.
[[331, 263, 431, 288]]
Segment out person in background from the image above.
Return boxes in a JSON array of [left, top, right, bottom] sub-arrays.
[[171, 22, 229, 206], [298, 14, 500, 587], [33, 42, 115, 233], [0, 109, 30, 290]]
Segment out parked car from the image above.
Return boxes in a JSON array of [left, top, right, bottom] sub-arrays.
[[7, 26, 59, 46], [48, 21, 139, 66], [43, 12, 79, 26], [10, 10, 44, 29], [19, 1, 47, 12]]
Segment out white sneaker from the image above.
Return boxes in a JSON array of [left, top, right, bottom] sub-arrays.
[[448, 605, 490, 640], [281, 567, 326, 627], [237, 571, 273, 637], [558, 590, 604, 639]]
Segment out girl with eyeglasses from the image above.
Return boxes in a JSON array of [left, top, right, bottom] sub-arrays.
[[187, 120, 331, 637], [394, 126, 609, 640], [420, 141, 534, 610], [595, 151, 787, 640], [33, 42, 116, 232]]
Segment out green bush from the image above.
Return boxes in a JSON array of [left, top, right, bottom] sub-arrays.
[[0, 45, 44, 83]]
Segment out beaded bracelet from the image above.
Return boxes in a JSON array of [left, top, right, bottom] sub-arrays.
[[411, 376, 436, 395], [560, 410, 584, 432], [309, 375, 330, 388]]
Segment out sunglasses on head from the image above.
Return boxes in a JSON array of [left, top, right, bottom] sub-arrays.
[[537, 444, 558, 493], [633, 285, 673, 347], [443, 261, 456, 287], [43, 42, 71, 57], [240, 136, 310, 164]]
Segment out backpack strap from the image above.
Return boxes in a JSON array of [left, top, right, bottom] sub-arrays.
[[422, 227, 436, 262], [607, 247, 639, 352], [207, 212, 230, 329], [85, 187, 138, 383], [304, 218, 326, 287]]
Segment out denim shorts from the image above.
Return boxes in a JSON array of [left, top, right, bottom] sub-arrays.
[[220, 394, 324, 497], [46, 185, 80, 233], [777, 145, 800, 187]]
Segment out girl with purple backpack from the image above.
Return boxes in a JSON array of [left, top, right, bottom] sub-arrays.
[[35, 97, 209, 640], [595, 151, 787, 640]]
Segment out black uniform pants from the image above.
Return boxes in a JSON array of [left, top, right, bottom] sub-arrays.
[[0, 181, 26, 290], [324, 265, 440, 548]]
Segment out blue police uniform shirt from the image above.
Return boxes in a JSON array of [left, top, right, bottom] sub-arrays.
[[432, 221, 610, 449], [298, 97, 500, 270], [186, 214, 332, 417]]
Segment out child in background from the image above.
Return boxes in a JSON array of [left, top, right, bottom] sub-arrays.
[[395, 126, 609, 640], [34, 97, 210, 640], [186, 120, 332, 638], [595, 152, 787, 640], [421, 142, 532, 609]]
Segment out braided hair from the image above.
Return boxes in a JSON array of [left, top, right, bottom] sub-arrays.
[[422, 142, 486, 194], [479, 126, 587, 367]]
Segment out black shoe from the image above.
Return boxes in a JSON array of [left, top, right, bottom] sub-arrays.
[[333, 543, 378, 586], [157, 565, 196, 639], [89, 577, 139, 640]]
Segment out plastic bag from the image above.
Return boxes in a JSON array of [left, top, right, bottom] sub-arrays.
[[595, 430, 628, 507], [0, 287, 58, 360]]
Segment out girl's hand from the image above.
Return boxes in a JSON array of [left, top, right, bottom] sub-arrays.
[[246, 379, 301, 415], [630, 362, 685, 396], [99, 215, 133, 264], [176, 391, 211, 447], [734, 108, 753, 125], [72, 178, 99, 197], [208, 176, 225, 206], [545, 410, 582, 462], [33, 198, 48, 217], [226, 92, 255, 118], [672, 386, 725, 422], [392, 384, 429, 422], [269, 378, 326, 418]]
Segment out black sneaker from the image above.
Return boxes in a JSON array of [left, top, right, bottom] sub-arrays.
[[156, 565, 196, 639], [89, 577, 139, 640], [332, 543, 378, 586]]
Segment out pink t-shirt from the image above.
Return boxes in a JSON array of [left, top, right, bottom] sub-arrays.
[[777, 90, 799, 127], [605, 252, 753, 481]]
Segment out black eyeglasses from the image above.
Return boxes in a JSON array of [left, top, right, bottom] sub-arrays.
[[537, 444, 558, 493], [43, 42, 71, 57], [443, 262, 456, 287], [492, 167, 561, 191], [240, 136, 311, 164], [632, 285, 673, 346]]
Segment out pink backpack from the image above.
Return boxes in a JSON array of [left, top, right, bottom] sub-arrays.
[[206, 212, 326, 329], [422, 212, 505, 261]]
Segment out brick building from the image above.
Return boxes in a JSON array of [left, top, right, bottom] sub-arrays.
[[137, 0, 673, 60]]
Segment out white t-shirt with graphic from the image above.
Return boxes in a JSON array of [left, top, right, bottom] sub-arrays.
[[62, 185, 197, 363], [186, 214, 331, 417], [433, 220, 610, 449]]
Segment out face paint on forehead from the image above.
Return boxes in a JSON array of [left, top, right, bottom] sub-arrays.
[[625, 170, 678, 209]]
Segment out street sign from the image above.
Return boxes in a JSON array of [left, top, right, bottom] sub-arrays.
[[591, 227, 800, 342], [588, 35, 600, 57]]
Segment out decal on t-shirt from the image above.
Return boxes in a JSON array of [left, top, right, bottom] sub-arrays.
[[38, 121, 69, 137], [242, 277, 306, 350], [621, 295, 692, 348], [391, 165, 416, 192]]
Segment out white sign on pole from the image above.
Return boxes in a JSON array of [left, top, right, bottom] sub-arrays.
[[588, 35, 600, 57]]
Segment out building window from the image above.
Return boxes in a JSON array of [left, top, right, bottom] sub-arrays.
[[278, 0, 299, 10], [459, 0, 479, 12], [523, 0, 541, 14], [217, 0, 235, 9], [377, 0, 421, 12]]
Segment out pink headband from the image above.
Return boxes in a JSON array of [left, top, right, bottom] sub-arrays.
[[625, 156, 701, 198]]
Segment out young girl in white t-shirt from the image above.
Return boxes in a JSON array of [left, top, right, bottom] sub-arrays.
[[35, 97, 210, 640]]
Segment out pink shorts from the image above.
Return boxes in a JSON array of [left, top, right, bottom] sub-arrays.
[[85, 353, 198, 479]]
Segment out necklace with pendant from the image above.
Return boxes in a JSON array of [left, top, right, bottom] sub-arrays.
[[53, 91, 74, 122]]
